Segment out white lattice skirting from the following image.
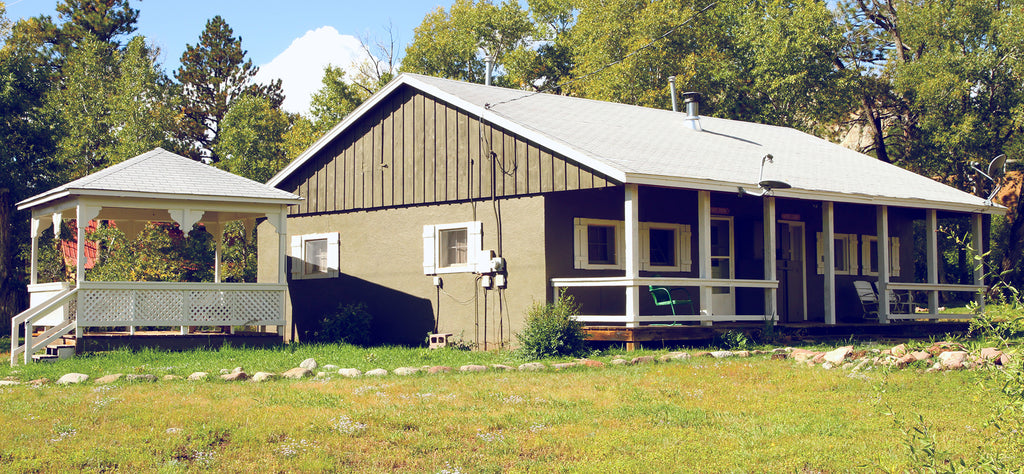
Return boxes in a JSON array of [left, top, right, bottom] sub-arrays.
[[76, 282, 286, 327]]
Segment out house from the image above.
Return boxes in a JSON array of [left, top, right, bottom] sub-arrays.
[[12, 148, 301, 364], [264, 73, 1001, 348]]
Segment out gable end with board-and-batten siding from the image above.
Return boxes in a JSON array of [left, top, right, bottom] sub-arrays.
[[280, 85, 617, 215]]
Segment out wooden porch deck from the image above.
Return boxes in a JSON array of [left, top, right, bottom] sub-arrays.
[[584, 320, 973, 350]]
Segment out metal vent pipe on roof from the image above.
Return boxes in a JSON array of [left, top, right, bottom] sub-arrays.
[[485, 55, 495, 86], [682, 92, 702, 132], [668, 76, 678, 112]]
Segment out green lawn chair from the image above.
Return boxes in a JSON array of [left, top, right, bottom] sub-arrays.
[[648, 285, 695, 316]]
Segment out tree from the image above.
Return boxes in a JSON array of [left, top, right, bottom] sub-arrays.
[[564, 0, 854, 134], [836, 0, 1024, 284], [44, 34, 175, 183], [214, 94, 290, 183], [402, 0, 535, 86], [175, 15, 283, 162], [308, 65, 364, 134]]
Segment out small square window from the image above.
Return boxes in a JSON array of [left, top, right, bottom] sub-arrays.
[[640, 222, 692, 272], [573, 218, 624, 270], [440, 228, 468, 268], [291, 233, 340, 280], [816, 232, 857, 275], [304, 238, 329, 275], [861, 235, 901, 277], [423, 222, 482, 275]]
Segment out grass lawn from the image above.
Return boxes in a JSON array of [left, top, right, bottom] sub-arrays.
[[0, 344, 1019, 472]]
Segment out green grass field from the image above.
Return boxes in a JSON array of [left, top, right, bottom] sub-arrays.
[[0, 342, 1020, 472]]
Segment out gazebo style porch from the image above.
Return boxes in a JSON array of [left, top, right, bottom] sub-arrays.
[[11, 148, 302, 364]]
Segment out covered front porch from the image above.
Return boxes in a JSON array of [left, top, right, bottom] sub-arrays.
[[553, 183, 990, 328], [11, 149, 302, 364]]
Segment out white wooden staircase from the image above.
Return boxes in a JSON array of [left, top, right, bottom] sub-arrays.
[[10, 286, 78, 365]]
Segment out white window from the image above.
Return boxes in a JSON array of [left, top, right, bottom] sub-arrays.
[[861, 236, 901, 277], [640, 222, 692, 272], [574, 218, 625, 270], [423, 221, 483, 274], [290, 232, 340, 279], [816, 232, 857, 275]]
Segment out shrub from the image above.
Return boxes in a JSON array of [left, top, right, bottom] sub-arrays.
[[516, 290, 588, 360], [313, 302, 373, 346], [718, 329, 750, 350]]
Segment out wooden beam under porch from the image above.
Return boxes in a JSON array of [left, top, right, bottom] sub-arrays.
[[584, 320, 973, 351]]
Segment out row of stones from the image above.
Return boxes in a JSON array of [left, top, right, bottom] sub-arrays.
[[1, 343, 1010, 387], [783, 342, 1012, 371]]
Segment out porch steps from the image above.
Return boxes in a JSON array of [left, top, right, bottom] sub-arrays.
[[29, 333, 77, 362]]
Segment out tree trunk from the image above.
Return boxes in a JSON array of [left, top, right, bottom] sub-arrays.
[[861, 96, 891, 163], [0, 188, 14, 325]]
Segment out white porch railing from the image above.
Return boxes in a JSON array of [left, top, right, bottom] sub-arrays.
[[885, 282, 986, 320], [551, 276, 779, 324], [76, 281, 287, 328], [11, 281, 287, 365]]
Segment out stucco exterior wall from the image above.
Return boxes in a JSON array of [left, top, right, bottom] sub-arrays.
[[262, 196, 547, 347]]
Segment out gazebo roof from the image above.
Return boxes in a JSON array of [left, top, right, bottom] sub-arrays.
[[18, 148, 301, 210]]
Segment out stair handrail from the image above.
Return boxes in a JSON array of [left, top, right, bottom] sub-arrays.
[[10, 286, 78, 366]]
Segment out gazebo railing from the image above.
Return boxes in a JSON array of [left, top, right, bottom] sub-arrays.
[[76, 281, 287, 329]]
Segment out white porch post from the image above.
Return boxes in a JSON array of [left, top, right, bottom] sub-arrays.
[[76, 205, 99, 337], [822, 202, 836, 325], [698, 190, 712, 325], [624, 184, 641, 327], [876, 205, 890, 324], [972, 213, 985, 312], [763, 196, 777, 322], [926, 209, 939, 314], [210, 222, 223, 283], [269, 210, 289, 339], [29, 217, 43, 285]]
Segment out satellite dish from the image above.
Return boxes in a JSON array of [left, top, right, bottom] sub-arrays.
[[989, 154, 1007, 179], [759, 180, 791, 191], [971, 154, 1008, 203], [738, 154, 791, 197]]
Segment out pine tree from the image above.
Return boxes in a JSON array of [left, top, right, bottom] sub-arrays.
[[174, 15, 283, 162]]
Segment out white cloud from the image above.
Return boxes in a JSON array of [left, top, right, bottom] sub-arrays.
[[254, 26, 368, 115]]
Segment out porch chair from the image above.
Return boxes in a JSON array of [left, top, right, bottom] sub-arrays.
[[648, 285, 695, 316], [853, 280, 911, 320]]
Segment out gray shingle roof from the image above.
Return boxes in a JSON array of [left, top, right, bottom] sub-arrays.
[[20, 148, 300, 209], [272, 73, 997, 213]]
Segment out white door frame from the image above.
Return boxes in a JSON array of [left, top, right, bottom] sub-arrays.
[[710, 216, 735, 315]]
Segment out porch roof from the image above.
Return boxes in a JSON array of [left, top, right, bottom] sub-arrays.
[[18, 148, 301, 211], [271, 73, 1000, 215]]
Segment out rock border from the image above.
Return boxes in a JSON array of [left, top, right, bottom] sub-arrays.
[[6, 343, 1012, 386]]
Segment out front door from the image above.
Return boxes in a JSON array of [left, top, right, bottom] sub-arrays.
[[710, 217, 735, 315], [776, 221, 807, 321]]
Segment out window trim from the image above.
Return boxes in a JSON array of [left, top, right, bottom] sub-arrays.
[[423, 221, 483, 275], [290, 232, 340, 280], [861, 235, 901, 277], [640, 222, 693, 272], [573, 218, 625, 270], [816, 232, 858, 275]]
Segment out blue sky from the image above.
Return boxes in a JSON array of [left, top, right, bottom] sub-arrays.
[[5, 0, 452, 113]]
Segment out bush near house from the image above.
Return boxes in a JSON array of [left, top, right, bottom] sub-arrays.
[[516, 290, 588, 359], [312, 302, 374, 346]]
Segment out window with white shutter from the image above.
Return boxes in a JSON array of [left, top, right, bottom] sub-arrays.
[[423, 221, 483, 275], [290, 232, 340, 280]]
